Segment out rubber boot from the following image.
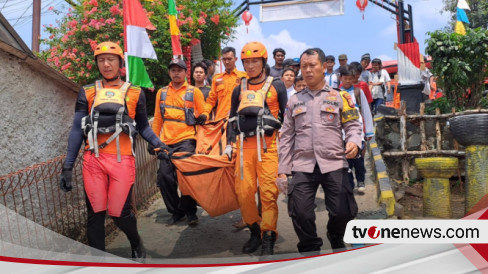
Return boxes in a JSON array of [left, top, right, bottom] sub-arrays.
[[327, 232, 346, 250], [242, 222, 262, 253], [260, 231, 276, 256]]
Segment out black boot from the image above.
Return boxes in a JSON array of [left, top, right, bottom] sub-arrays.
[[242, 222, 262, 253], [260, 231, 276, 256], [131, 238, 146, 263], [327, 232, 345, 250]]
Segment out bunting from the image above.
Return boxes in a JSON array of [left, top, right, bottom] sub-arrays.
[[455, 0, 470, 35]]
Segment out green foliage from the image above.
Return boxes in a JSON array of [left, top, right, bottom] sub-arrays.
[[441, 0, 488, 30], [480, 96, 488, 109], [425, 96, 453, 114], [38, 0, 237, 88], [425, 28, 488, 109]]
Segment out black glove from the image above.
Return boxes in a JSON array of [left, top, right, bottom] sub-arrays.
[[196, 114, 207, 125], [157, 145, 173, 161], [147, 142, 156, 155], [60, 168, 73, 192]]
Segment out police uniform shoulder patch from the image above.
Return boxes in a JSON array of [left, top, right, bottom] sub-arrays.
[[340, 91, 355, 108], [340, 90, 360, 123]]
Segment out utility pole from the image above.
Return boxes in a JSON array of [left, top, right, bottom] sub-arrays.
[[32, 0, 41, 52]]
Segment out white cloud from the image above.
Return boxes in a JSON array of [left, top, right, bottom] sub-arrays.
[[224, 19, 312, 71], [377, 54, 395, 62]]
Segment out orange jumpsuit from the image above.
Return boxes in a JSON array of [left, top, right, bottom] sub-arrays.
[[227, 78, 288, 234], [205, 68, 247, 121]]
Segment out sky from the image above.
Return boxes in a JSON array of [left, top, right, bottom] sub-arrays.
[[3, 0, 451, 68]]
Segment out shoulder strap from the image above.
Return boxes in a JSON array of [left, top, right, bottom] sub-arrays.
[[95, 80, 103, 90], [184, 86, 195, 108], [240, 78, 248, 93], [354, 87, 362, 112], [160, 86, 169, 101]]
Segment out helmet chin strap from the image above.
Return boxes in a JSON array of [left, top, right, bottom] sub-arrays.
[[248, 67, 266, 83], [103, 74, 121, 83]]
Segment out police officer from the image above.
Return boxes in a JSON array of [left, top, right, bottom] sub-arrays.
[[59, 41, 166, 261], [151, 58, 209, 226], [224, 41, 287, 256], [278, 48, 362, 253]]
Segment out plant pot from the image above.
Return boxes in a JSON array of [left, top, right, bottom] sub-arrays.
[[449, 113, 488, 213], [449, 113, 488, 146], [415, 157, 458, 178], [415, 157, 457, 218]]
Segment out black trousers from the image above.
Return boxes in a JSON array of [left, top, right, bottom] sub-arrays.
[[156, 139, 197, 217], [86, 187, 140, 251], [287, 165, 358, 252]]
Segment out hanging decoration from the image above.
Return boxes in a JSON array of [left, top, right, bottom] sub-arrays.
[[241, 10, 253, 33], [356, 0, 368, 20]]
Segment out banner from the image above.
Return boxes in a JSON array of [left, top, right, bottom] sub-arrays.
[[260, 0, 344, 22]]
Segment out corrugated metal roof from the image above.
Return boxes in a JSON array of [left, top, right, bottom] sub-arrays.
[[0, 11, 33, 57]]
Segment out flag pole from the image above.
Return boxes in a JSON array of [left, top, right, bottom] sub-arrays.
[[125, 53, 130, 83]]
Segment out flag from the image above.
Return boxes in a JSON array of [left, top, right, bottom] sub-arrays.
[[123, 0, 157, 88], [168, 0, 182, 56], [455, 0, 470, 35]]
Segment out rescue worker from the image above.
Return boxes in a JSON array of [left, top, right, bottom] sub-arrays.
[[205, 47, 247, 121], [59, 41, 167, 260], [278, 48, 362, 253], [223, 42, 288, 256], [151, 58, 209, 226]]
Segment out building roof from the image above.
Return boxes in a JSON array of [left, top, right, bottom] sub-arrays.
[[0, 11, 79, 92]]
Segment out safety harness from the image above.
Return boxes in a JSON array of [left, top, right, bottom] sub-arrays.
[[229, 76, 282, 179], [81, 80, 138, 162], [159, 86, 196, 126]]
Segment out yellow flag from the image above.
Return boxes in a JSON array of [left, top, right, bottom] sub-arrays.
[[455, 21, 466, 35]]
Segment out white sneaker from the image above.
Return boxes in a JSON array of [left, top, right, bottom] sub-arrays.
[[357, 181, 365, 193]]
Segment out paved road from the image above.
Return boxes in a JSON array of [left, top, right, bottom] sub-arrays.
[[106, 152, 383, 262]]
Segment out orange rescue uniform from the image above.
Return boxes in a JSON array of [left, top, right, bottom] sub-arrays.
[[152, 81, 208, 145], [205, 68, 247, 121], [229, 80, 287, 234]]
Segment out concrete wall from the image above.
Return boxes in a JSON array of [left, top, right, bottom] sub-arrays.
[[0, 49, 78, 175]]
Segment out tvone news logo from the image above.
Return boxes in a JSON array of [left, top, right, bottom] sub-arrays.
[[346, 220, 488, 244]]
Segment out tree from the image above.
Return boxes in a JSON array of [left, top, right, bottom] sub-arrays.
[[426, 28, 488, 110], [38, 0, 238, 88], [441, 0, 488, 30]]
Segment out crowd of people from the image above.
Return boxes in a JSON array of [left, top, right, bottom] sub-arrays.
[[59, 40, 391, 261]]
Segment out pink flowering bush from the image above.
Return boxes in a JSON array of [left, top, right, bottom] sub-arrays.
[[39, 0, 237, 86]]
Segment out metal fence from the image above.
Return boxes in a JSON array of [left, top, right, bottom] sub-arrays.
[[0, 136, 159, 244]]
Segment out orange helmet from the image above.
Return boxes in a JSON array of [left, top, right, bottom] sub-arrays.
[[240, 41, 268, 63], [94, 41, 124, 60]]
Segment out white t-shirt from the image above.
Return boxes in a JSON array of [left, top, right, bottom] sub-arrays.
[[286, 86, 296, 100], [371, 69, 391, 99], [324, 71, 339, 88]]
